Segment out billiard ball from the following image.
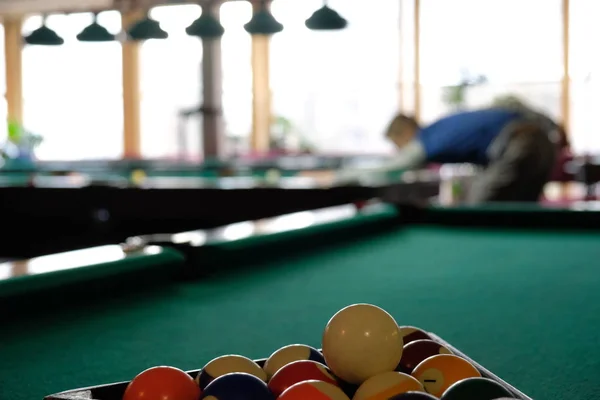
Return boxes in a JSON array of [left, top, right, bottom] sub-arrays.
[[397, 339, 452, 374], [130, 169, 147, 185], [411, 354, 481, 397], [440, 377, 514, 400], [398, 326, 431, 345], [201, 372, 274, 400], [196, 354, 267, 390], [265, 169, 281, 184], [278, 380, 350, 400], [322, 304, 403, 385], [353, 371, 424, 400], [123, 366, 200, 400], [388, 392, 438, 400], [268, 360, 338, 397], [354, 200, 368, 211], [263, 344, 326, 379]]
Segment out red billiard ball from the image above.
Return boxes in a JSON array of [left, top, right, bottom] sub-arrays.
[[263, 344, 326, 379], [397, 339, 452, 374], [122, 366, 200, 400], [268, 360, 338, 397], [354, 201, 368, 211]]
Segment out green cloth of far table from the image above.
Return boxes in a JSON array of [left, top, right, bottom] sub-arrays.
[[2, 210, 600, 400]]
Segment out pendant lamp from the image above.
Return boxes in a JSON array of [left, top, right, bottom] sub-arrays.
[[127, 12, 168, 41], [24, 16, 64, 46], [306, 1, 347, 30], [186, 6, 225, 39], [77, 13, 116, 42], [244, 0, 283, 35]]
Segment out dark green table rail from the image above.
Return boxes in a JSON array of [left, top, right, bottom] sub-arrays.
[[2, 204, 600, 400]]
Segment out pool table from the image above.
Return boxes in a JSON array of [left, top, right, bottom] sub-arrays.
[[0, 169, 439, 258], [2, 203, 600, 400], [0, 154, 392, 180]]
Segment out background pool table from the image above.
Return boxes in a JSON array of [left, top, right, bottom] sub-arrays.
[[0, 167, 438, 258], [2, 204, 600, 400]]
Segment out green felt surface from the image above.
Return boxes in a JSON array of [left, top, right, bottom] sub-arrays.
[[3, 212, 600, 400]]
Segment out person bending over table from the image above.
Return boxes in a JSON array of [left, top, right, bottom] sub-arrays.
[[340, 103, 566, 204]]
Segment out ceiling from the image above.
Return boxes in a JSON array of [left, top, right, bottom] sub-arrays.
[[0, 0, 239, 16]]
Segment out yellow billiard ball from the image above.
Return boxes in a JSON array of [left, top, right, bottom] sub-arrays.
[[322, 304, 403, 385], [196, 354, 267, 390], [130, 169, 147, 185], [411, 354, 481, 397], [265, 168, 281, 184]]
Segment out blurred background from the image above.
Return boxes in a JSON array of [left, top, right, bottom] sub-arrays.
[[0, 0, 596, 162]]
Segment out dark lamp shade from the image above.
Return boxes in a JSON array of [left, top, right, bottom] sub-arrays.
[[127, 17, 168, 41], [305, 5, 347, 30], [244, 9, 283, 35], [24, 25, 64, 46], [186, 13, 225, 38], [77, 21, 115, 42]]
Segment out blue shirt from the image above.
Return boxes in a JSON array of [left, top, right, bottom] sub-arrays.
[[417, 108, 523, 165]]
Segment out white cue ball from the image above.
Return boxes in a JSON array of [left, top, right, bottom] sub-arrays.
[[322, 304, 403, 385]]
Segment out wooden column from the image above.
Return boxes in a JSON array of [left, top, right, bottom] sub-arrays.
[[398, 1, 404, 112], [121, 10, 143, 159], [202, 3, 225, 159], [413, 0, 421, 122], [250, 1, 272, 152], [4, 16, 23, 125], [561, 0, 570, 133]]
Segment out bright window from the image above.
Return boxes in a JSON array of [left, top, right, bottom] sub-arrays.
[[420, 0, 563, 124], [22, 12, 123, 160], [140, 5, 203, 159], [0, 24, 7, 141], [270, 0, 401, 154], [220, 1, 253, 152], [569, 0, 600, 153]]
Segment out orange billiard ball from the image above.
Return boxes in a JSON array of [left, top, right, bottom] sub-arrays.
[[353, 371, 424, 400], [122, 366, 200, 400], [411, 354, 481, 397], [268, 360, 338, 397], [278, 380, 350, 400]]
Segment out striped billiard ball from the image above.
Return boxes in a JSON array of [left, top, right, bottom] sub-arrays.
[[263, 344, 326, 379], [411, 354, 481, 397], [353, 371, 424, 400], [201, 372, 273, 400], [440, 377, 514, 400], [268, 360, 338, 397], [398, 326, 431, 345], [397, 339, 452, 374], [278, 380, 350, 400], [389, 392, 438, 400], [196, 354, 267, 390]]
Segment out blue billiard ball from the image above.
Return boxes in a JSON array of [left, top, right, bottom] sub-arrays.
[[201, 372, 274, 400]]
